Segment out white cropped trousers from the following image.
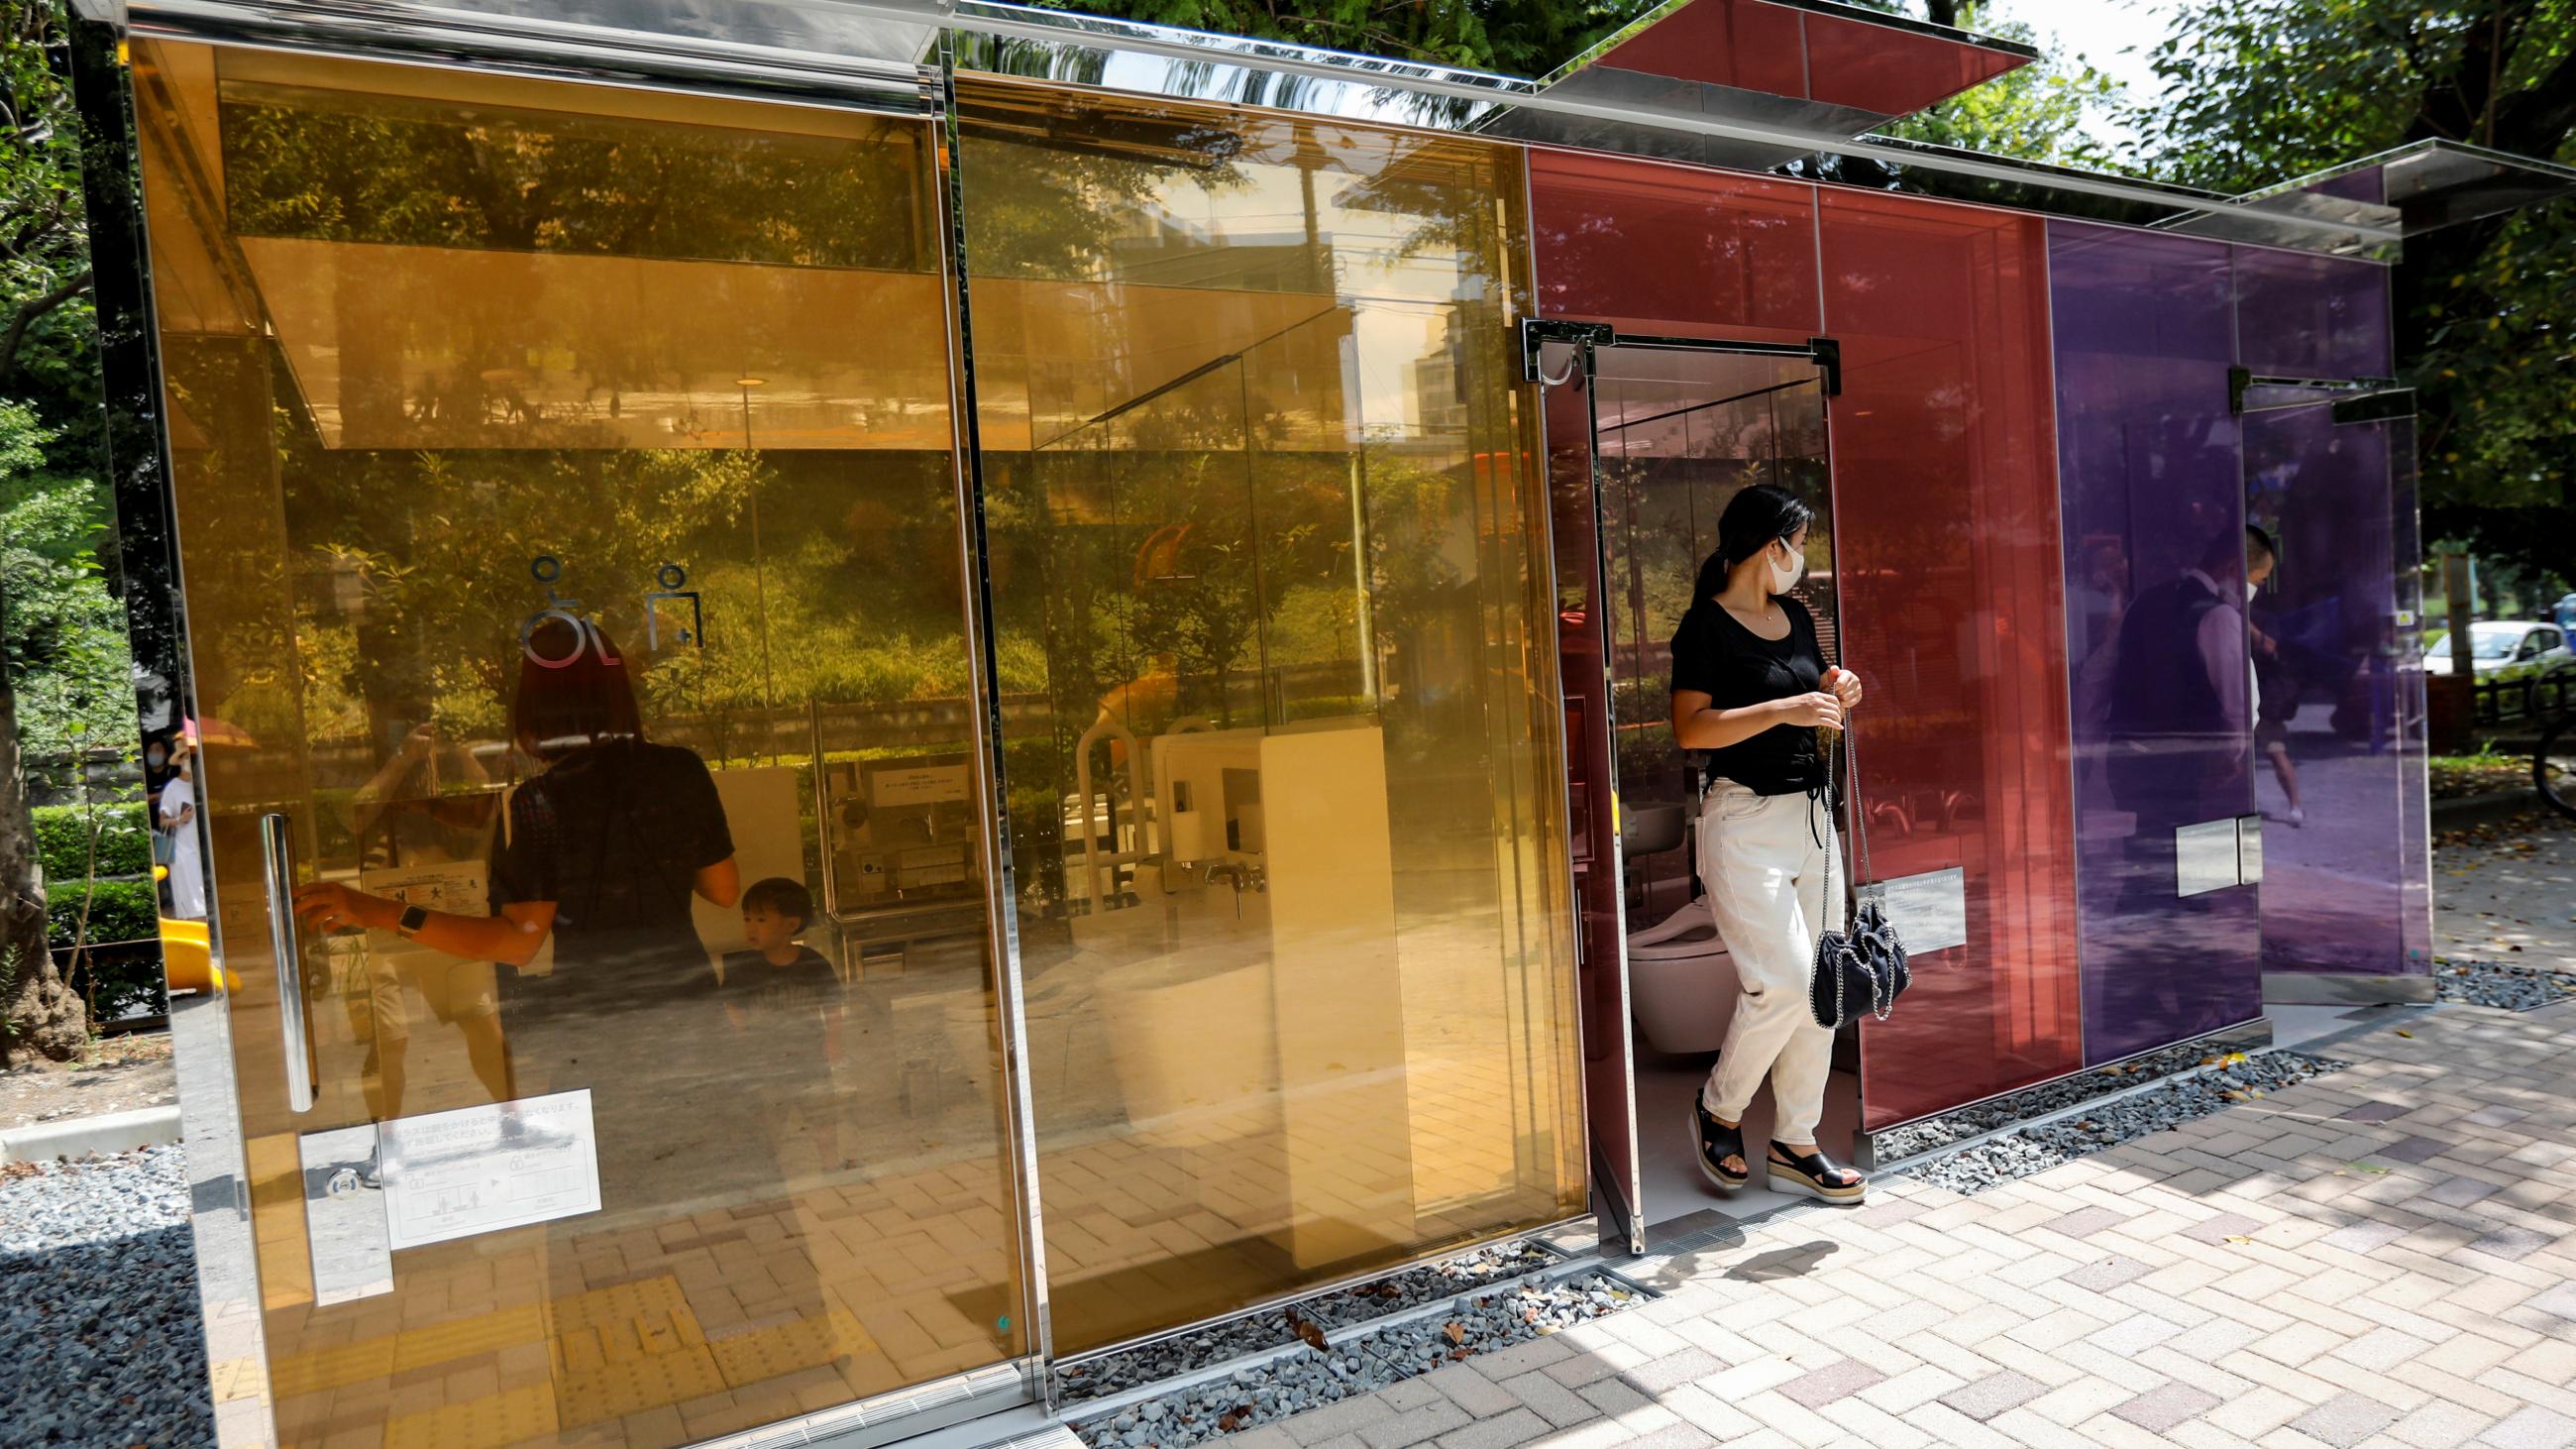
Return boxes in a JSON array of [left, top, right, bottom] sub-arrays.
[[1695, 781, 1843, 1145]]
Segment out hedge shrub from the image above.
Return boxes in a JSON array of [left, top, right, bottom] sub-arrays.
[[47, 878, 161, 949], [33, 802, 156, 881], [41, 876, 169, 1022]]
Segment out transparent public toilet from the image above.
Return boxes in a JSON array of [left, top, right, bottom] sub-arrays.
[[61, 0, 2573, 1445]]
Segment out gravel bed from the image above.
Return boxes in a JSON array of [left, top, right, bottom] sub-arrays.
[[0, 1144, 212, 1448], [1055, 1241, 1558, 1402], [1896, 1050, 2347, 1196], [2437, 957, 2576, 1012], [1068, 1273, 1638, 1448], [1871, 1037, 2240, 1162]]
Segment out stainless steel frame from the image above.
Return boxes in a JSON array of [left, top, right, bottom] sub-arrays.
[[87, 0, 935, 112], [1050, 1213, 1599, 1371], [695, 1362, 1034, 1449], [94, 0, 2419, 251], [63, 13, 282, 1443], [931, 30, 1058, 1397], [259, 814, 314, 1114], [1539, 331, 1844, 1253]]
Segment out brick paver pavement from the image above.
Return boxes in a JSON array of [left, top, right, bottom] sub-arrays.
[[1248, 995, 2576, 1448], [2438, 816, 2576, 965]]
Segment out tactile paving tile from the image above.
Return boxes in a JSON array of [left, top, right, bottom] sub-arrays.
[[708, 1308, 879, 1388], [553, 1342, 728, 1429], [381, 1379, 560, 1449]]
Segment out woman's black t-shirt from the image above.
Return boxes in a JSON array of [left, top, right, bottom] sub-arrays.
[[1668, 595, 1827, 796], [488, 737, 734, 1005]]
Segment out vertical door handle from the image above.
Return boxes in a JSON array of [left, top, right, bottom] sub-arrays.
[[261, 813, 314, 1113]]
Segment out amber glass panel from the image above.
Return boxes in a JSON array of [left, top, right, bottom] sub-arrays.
[[958, 78, 1585, 1354], [133, 42, 1021, 1448]]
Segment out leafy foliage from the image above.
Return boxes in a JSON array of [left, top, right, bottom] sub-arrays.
[[2, 2, 97, 410], [30, 800, 151, 880], [1, 399, 133, 756], [2122, 0, 2576, 579], [45, 875, 154, 947], [1862, 2, 2123, 167]]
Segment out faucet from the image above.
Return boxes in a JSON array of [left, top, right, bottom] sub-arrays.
[[1203, 860, 1267, 916]]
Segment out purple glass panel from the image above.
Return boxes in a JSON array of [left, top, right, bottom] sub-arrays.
[[2236, 250, 2396, 381], [2048, 222, 2262, 1063], [2246, 403, 2420, 977]]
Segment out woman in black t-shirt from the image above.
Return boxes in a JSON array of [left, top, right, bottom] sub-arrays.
[[1668, 484, 1868, 1205], [295, 618, 741, 1200]]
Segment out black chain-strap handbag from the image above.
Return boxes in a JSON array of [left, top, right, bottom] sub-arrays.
[[1808, 719, 1910, 1029]]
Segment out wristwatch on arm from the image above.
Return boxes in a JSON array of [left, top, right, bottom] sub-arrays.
[[396, 904, 430, 940]]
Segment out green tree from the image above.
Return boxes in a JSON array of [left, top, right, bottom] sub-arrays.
[[2124, 0, 2576, 579], [0, 0, 95, 1061], [1846, 2, 2122, 166]]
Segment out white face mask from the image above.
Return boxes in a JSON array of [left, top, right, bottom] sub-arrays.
[[1769, 540, 1802, 596]]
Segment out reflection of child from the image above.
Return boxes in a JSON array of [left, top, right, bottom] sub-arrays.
[[719, 878, 845, 1173]]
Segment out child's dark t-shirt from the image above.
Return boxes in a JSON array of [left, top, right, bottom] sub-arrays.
[[718, 947, 839, 1080]]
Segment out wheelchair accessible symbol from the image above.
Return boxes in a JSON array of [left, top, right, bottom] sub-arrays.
[[518, 555, 623, 669]]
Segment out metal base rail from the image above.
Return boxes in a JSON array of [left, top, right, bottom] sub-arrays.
[[1056, 1245, 1650, 1424]]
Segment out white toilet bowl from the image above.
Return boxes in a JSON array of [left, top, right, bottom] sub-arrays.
[[1626, 898, 1740, 1055]]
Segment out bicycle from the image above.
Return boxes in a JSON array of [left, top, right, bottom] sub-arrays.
[[2532, 663, 2576, 822]]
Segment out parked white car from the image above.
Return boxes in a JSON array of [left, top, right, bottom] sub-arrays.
[[2423, 620, 2573, 675]]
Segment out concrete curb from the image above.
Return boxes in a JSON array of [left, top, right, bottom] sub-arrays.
[[2431, 789, 2553, 833], [0, 1104, 183, 1166]]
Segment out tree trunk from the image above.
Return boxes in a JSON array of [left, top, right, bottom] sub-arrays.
[[0, 660, 90, 1065]]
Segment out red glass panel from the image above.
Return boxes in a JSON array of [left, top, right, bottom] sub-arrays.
[[1803, 11, 2027, 116], [1529, 148, 1820, 340], [1597, 0, 1807, 98], [1817, 190, 2083, 1130]]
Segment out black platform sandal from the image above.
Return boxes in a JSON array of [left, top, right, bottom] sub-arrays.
[[1768, 1142, 1866, 1204], [1692, 1100, 1749, 1191]]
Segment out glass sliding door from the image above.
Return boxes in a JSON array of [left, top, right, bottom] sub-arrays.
[[955, 76, 1586, 1356], [129, 41, 1026, 1447], [2242, 392, 2431, 987], [1571, 340, 1849, 1238]]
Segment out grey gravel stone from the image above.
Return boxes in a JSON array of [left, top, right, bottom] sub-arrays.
[[0, 1144, 212, 1449], [2436, 958, 2576, 1012], [1872, 1038, 2263, 1161], [1067, 1270, 1641, 1449], [1056, 1244, 1562, 1404], [1895, 1051, 2348, 1196]]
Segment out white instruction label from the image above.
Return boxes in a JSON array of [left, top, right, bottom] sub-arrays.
[[376, 1089, 600, 1250]]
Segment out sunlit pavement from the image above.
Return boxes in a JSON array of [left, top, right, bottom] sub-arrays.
[[1246, 829, 2576, 1449], [2437, 816, 2576, 968]]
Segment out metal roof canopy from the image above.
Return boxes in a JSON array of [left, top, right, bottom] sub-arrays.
[[1484, 0, 2036, 173], [2170, 138, 2576, 250], [91, 0, 2569, 256]]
